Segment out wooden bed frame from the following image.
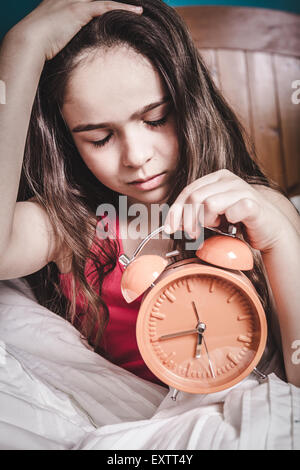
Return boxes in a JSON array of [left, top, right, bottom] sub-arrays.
[[175, 6, 300, 197]]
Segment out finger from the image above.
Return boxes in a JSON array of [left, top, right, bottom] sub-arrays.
[[181, 202, 202, 239], [87, 1, 143, 16], [203, 201, 221, 228], [201, 190, 244, 228], [166, 172, 225, 215], [79, 0, 141, 4], [164, 202, 183, 234], [164, 176, 241, 233], [70, 1, 142, 30], [224, 197, 263, 230], [169, 169, 234, 211], [204, 191, 257, 221]]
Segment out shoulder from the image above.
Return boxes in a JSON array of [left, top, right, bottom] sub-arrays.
[[27, 196, 73, 273], [27, 197, 99, 274], [253, 185, 300, 235]]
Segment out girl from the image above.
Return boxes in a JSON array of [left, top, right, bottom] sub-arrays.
[[0, 0, 299, 393]]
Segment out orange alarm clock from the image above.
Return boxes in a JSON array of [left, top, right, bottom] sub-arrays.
[[119, 225, 267, 395]]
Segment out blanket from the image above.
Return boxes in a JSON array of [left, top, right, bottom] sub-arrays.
[[0, 278, 299, 450]]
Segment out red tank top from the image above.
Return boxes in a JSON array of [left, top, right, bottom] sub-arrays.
[[58, 216, 166, 388]]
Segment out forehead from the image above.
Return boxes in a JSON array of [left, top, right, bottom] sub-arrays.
[[63, 45, 167, 121]]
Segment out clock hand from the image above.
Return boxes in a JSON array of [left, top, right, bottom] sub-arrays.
[[192, 300, 205, 359], [192, 301, 200, 323], [195, 322, 206, 359], [195, 331, 202, 358], [159, 328, 198, 340], [194, 318, 215, 377], [202, 336, 216, 379]]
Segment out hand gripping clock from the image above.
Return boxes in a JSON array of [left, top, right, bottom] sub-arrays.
[[119, 225, 267, 396]]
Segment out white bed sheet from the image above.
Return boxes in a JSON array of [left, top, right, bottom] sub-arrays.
[[0, 278, 299, 450]]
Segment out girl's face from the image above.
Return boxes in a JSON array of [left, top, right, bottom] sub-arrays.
[[62, 45, 180, 208]]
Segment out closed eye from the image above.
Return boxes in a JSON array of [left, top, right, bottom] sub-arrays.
[[91, 113, 170, 149], [92, 134, 112, 149], [145, 114, 169, 128]]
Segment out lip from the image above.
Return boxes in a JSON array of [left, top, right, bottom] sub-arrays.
[[129, 172, 167, 190]]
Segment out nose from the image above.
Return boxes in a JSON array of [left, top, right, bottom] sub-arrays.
[[121, 127, 153, 168]]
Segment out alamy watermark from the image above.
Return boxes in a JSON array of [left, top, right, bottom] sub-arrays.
[[291, 339, 300, 365], [0, 80, 6, 105], [96, 195, 204, 251], [291, 80, 300, 104]]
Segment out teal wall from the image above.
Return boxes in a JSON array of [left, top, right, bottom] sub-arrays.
[[1, 1, 299, 39], [166, 0, 299, 13]]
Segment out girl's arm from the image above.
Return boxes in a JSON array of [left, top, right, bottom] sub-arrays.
[[259, 189, 300, 386], [0, 0, 142, 260], [164, 169, 300, 386], [0, 31, 45, 254]]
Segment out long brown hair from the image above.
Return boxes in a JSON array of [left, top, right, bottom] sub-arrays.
[[19, 0, 281, 362]]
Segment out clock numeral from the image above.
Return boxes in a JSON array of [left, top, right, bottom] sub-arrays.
[[150, 335, 159, 342], [153, 343, 162, 352], [186, 278, 193, 292], [150, 311, 166, 320], [209, 278, 215, 293], [177, 364, 210, 379], [164, 289, 176, 303], [161, 351, 176, 365], [237, 334, 252, 343], [237, 314, 252, 321], [182, 361, 198, 378], [178, 364, 188, 377], [178, 361, 205, 379], [186, 361, 193, 377], [227, 291, 239, 303], [227, 352, 238, 365]]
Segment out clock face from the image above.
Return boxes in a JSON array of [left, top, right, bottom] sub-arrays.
[[136, 266, 267, 394]]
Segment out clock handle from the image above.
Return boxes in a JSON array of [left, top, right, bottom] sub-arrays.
[[119, 225, 167, 268], [119, 224, 239, 268], [206, 224, 237, 237], [119, 223, 253, 303]]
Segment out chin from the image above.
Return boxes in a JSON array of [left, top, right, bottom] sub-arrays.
[[134, 188, 170, 205]]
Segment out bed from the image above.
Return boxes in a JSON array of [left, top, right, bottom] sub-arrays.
[[0, 277, 299, 450]]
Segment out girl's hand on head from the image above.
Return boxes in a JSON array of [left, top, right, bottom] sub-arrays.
[[8, 0, 143, 61], [164, 169, 292, 253]]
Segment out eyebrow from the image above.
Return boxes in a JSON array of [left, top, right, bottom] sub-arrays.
[[71, 96, 171, 133]]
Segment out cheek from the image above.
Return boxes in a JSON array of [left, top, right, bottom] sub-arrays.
[[78, 146, 116, 182]]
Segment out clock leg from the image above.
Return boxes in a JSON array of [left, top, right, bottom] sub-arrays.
[[171, 389, 180, 401]]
